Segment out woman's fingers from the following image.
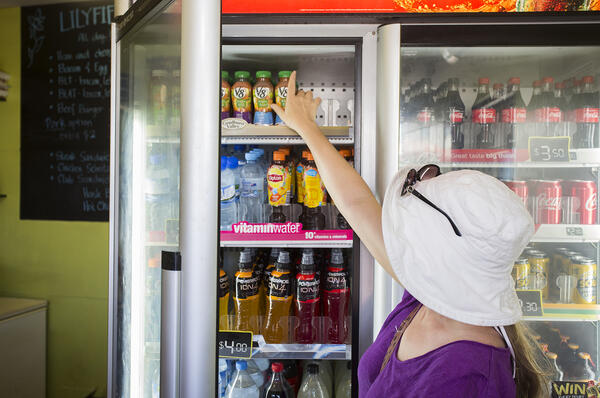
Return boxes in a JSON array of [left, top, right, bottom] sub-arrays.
[[311, 97, 322, 116], [271, 103, 284, 116]]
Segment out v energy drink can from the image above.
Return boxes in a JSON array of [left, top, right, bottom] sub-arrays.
[[572, 257, 597, 304], [528, 250, 549, 300], [512, 258, 530, 289]]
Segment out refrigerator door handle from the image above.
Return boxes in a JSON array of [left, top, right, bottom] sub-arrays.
[[160, 251, 182, 398]]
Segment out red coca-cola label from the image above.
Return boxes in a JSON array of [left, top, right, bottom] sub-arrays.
[[535, 107, 563, 123], [417, 109, 433, 122], [449, 110, 463, 123], [537, 193, 562, 211], [472, 108, 496, 124], [586, 192, 598, 212], [502, 108, 527, 123], [575, 108, 600, 123]]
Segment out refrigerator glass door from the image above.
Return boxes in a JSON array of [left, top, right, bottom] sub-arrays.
[[396, 42, 600, 384], [113, 1, 181, 396]]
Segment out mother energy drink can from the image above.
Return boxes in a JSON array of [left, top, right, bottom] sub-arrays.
[[528, 250, 549, 300], [572, 257, 597, 304], [512, 258, 530, 289]]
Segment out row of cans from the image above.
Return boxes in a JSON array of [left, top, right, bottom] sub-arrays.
[[513, 246, 597, 304], [503, 179, 598, 225]]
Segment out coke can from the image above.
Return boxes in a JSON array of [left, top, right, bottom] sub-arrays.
[[570, 180, 597, 225], [534, 180, 562, 224], [503, 180, 528, 207], [572, 257, 597, 304]]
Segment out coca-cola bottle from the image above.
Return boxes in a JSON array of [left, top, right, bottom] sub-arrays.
[[472, 77, 497, 149], [416, 78, 435, 124], [535, 77, 564, 136], [442, 78, 465, 150], [501, 77, 527, 148], [573, 76, 599, 148], [554, 81, 569, 137], [434, 80, 448, 122], [568, 79, 583, 122], [527, 80, 542, 122]]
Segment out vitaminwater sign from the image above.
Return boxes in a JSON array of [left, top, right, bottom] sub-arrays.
[[21, 2, 113, 221], [222, 0, 598, 13]]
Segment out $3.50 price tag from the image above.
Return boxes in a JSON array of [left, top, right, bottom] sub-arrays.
[[218, 331, 253, 359], [516, 290, 543, 317], [528, 136, 571, 162]]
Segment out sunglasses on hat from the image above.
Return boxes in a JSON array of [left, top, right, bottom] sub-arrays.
[[401, 164, 462, 237]]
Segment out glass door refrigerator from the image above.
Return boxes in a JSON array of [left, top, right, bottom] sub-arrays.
[[109, 1, 378, 397], [375, 21, 600, 393]]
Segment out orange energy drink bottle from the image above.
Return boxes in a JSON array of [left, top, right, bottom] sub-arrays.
[[233, 250, 260, 334], [262, 248, 280, 321], [218, 266, 230, 330], [263, 250, 294, 343], [268, 151, 289, 223]]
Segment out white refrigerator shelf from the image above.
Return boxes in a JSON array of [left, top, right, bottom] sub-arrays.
[[250, 341, 351, 360]]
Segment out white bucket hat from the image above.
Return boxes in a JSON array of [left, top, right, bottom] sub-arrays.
[[382, 166, 534, 327]]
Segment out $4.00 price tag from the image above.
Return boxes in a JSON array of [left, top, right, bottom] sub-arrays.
[[218, 330, 253, 359], [516, 290, 543, 317], [528, 136, 571, 162]]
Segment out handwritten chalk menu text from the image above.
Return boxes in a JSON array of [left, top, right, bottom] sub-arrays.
[[21, 2, 113, 221]]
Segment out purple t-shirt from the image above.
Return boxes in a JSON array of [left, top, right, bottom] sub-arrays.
[[358, 290, 516, 397]]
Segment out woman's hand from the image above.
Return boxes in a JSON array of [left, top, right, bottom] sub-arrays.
[[271, 71, 321, 133]]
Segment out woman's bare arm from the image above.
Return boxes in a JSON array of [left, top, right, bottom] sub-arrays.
[[271, 71, 398, 282]]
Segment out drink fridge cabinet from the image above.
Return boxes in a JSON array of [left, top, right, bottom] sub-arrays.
[[375, 23, 600, 389], [108, 1, 378, 396]]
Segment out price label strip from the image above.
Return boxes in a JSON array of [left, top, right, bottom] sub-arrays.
[[218, 330, 254, 359], [516, 290, 544, 317], [528, 136, 572, 162]]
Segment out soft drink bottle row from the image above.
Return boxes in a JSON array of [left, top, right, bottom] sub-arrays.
[[531, 323, 596, 382], [403, 75, 599, 150], [222, 70, 293, 125], [512, 245, 597, 304], [148, 68, 180, 129], [220, 145, 354, 231], [503, 179, 598, 225], [219, 359, 351, 398], [219, 247, 351, 345]]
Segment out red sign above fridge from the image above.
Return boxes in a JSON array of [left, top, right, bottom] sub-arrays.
[[222, 0, 598, 13]]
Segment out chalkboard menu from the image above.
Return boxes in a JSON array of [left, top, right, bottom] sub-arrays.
[[21, 2, 113, 221]]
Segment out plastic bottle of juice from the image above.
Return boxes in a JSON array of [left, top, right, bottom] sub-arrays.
[[301, 360, 332, 398], [221, 71, 231, 120], [275, 71, 291, 125], [278, 148, 295, 204], [263, 250, 294, 343], [253, 71, 274, 125], [334, 149, 352, 230], [233, 250, 261, 334], [295, 249, 320, 344], [302, 152, 326, 230], [268, 151, 289, 223], [261, 248, 281, 320], [232, 71, 253, 123], [219, 266, 230, 330], [296, 151, 308, 205], [323, 249, 350, 344], [298, 364, 329, 398]]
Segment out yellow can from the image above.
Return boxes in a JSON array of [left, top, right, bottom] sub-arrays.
[[512, 258, 530, 289], [572, 257, 597, 304], [528, 250, 549, 300]]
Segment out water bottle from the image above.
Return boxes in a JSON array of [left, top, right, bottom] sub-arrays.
[[298, 363, 329, 398], [227, 156, 241, 202], [219, 359, 228, 398], [233, 144, 247, 166], [226, 360, 260, 398], [240, 152, 265, 223], [221, 156, 238, 231]]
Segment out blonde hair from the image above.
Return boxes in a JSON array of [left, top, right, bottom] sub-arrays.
[[505, 323, 552, 397]]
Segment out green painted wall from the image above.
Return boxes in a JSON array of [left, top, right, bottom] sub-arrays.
[[0, 7, 108, 398]]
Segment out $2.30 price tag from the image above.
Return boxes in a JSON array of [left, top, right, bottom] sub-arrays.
[[528, 136, 571, 162], [516, 290, 543, 317], [218, 331, 253, 359]]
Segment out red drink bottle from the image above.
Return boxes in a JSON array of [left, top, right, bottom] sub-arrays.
[[323, 248, 350, 344], [295, 249, 320, 344]]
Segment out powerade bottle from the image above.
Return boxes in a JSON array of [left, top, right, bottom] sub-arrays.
[[233, 250, 261, 334], [295, 249, 320, 344], [219, 265, 230, 330], [263, 250, 294, 344], [323, 249, 350, 344]]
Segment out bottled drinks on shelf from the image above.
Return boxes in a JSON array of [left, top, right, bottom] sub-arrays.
[[298, 364, 329, 398], [228, 156, 241, 203], [501, 77, 527, 148], [240, 152, 265, 223], [573, 76, 600, 148], [275, 71, 291, 125], [547, 352, 565, 382], [226, 360, 260, 398], [472, 77, 497, 149], [233, 250, 261, 335], [443, 77, 465, 150], [221, 156, 238, 231], [282, 360, 300, 395], [219, 266, 230, 330], [146, 144, 177, 242], [323, 249, 350, 344], [263, 250, 294, 343], [535, 77, 564, 137], [577, 352, 596, 382], [268, 151, 290, 223], [335, 362, 352, 398], [253, 71, 274, 125], [149, 69, 168, 126], [295, 249, 321, 344], [301, 152, 326, 230], [264, 362, 293, 398], [279, 148, 296, 203], [232, 71, 253, 123], [222, 71, 231, 120]]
